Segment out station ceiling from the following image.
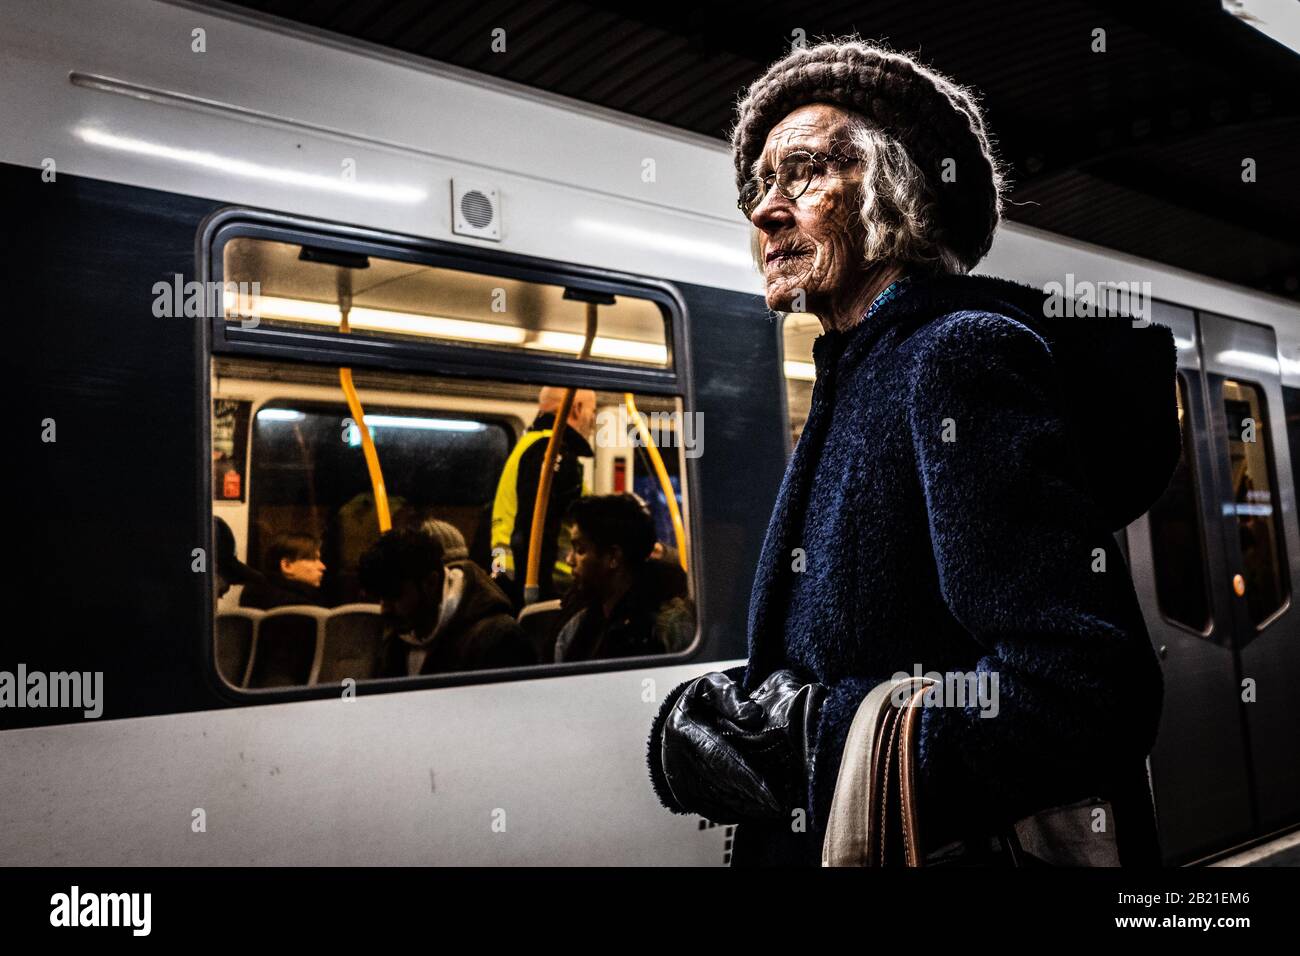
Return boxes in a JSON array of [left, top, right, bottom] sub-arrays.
[[200, 0, 1300, 302]]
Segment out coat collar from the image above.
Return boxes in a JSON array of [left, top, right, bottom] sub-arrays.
[[809, 276, 915, 379], [530, 411, 595, 457]]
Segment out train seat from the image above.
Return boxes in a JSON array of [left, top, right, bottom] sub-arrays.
[[247, 606, 329, 688], [313, 604, 384, 685], [215, 608, 264, 688], [517, 599, 564, 663]]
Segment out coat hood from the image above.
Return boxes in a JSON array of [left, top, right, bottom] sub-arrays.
[[444, 559, 516, 628], [881, 273, 1181, 532]]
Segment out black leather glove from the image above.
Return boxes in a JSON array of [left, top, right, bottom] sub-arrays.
[[655, 669, 825, 824]]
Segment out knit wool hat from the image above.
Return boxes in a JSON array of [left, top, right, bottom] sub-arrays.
[[731, 39, 1002, 271], [418, 517, 469, 564]]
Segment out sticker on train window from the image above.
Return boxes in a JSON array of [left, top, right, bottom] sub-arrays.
[[212, 399, 251, 502]]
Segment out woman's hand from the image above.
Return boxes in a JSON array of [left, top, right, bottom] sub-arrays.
[[658, 669, 825, 823]]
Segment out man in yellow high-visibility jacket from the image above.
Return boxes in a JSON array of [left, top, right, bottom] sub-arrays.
[[491, 387, 596, 603]]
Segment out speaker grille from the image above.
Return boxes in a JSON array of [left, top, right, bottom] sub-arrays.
[[460, 190, 494, 229]]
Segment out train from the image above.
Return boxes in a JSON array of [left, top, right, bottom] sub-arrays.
[[1, 0, 1298, 866]]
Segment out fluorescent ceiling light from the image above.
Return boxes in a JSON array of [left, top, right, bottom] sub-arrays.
[[364, 415, 484, 432], [784, 360, 816, 381], [1225, 502, 1274, 517], [233, 295, 666, 363], [261, 408, 482, 433], [1223, 1, 1300, 55], [242, 295, 527, 345], [255, 408, 305, 421], [75, 127, 427, 203], [523, 330, 668, 364]]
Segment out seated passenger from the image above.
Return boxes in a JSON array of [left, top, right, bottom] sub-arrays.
[[240, 533, 329, 609], [416, 516, 470, 565], [214, 516, 264, 599], [358, 528, 536, 676], [552, 494, 696, 662]]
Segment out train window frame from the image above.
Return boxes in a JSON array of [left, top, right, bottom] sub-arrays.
[[1220, 377, 1291, 632], [198, 208, 704, 703], [206, 214, 684, 396], [1281, 383, 1300, 617]]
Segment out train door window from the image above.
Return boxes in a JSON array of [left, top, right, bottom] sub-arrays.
[[1222, 379, 1288, 628], [781, 313, 819, 447], [208, 227, 697, 693], [1148, 374, 1211, 634]]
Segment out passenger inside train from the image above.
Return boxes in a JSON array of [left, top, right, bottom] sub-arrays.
[[491, 386, 597, 610], [239, 533, 330, 610], [213, 516, 262, 600], [358, 526, 536, 676], [552, 493, 696, 663]]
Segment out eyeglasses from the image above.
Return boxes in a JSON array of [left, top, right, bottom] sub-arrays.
[[737, 149, 860, 217]]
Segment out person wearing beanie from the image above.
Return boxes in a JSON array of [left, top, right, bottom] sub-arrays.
[[359, 528, 535, 677], [646, 38, 1177, 867], [417, 516, 470, 564]]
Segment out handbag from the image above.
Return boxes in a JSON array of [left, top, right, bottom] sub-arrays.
[[822, 676, 947, 866], [821, 676, 1123, 867]]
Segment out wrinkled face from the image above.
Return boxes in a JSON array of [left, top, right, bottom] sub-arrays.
[[748, 103, 867, 315], [281, 551, 325, 588], [567, 524, 617, 602]]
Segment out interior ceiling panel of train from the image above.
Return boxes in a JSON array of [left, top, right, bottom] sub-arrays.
[[195, 0, 1300, 303]]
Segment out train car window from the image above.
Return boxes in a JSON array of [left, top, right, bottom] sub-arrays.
[[781, 313, 819, 447], [1148, 374, 1211, 634], [1222, 379, 1289, 628], [211, 360, 696, 691], [222, 238, 670, 368]]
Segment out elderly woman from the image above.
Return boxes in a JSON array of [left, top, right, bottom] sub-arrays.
[[646, 39, 1178, 866]]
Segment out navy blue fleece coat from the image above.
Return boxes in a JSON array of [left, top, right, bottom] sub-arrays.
[[648, 273, 1178, 866]]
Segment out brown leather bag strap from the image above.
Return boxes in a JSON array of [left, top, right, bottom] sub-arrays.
[[875, 701, 906, 865], [898, 686, 929, 867], [822, 677, 937, 867]]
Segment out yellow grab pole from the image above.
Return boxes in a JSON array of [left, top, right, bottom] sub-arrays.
[[524, 301, 598, 604], [524, 388, 576, 604], [624, 393, 688, 573], [338, 369, 391, 533], [337, 269, 391, 533]]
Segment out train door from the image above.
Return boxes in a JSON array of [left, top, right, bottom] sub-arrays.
[[1199, 311, 1300, 841], [1127, 303, 1254, 862]]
